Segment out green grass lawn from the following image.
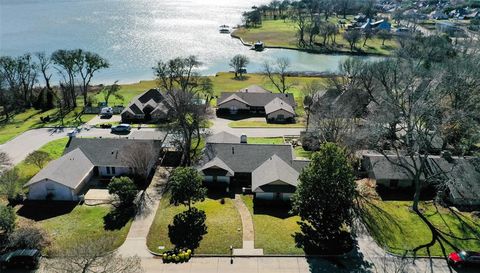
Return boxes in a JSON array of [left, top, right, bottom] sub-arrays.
[[248, 137, 285, 144], [0, 106, 95, 145], [294, 146, 313, 159], [35, 205, 131, 255], [15, 138, 69, 185], [362, 200, 480, 256], [147, 193, 243, 254], [228, 120, 305, 128], [233, 19, 399, 56], [241, 195, 303, 254]]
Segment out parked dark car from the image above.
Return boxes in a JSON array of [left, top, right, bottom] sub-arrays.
[[0, 249, 41, 270], [448, 250, 480, 268]]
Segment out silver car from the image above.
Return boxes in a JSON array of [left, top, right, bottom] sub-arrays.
[[111, 124, 131, 133]]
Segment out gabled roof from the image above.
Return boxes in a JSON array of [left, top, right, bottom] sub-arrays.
[[64, 138, 162, 167], [137, 89, 164, 104], [264, 97, 295, 115], [122, 102, 143, 115], [252, 154, 300, 192], [199, 143, 295, 173], [121, 89, 168, 116], [206, 132, 239, 144], [199, 156, 234, 176], [25, 148, 94, 190], [217, 92, 295, 108], [218, 94, 249, 106]]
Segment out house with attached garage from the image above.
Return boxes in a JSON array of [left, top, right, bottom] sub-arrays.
[[197, 131, 309, 201], [216, 85, 296, 123], [360, 151, 480, 208], [24, 138, 162, 201]]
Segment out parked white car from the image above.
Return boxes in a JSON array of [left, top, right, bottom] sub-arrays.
[[100, 107, 113, 118]]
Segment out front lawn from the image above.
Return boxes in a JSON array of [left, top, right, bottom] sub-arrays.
[[242, 195, 303, 254], [147, 193, 243, 254], [228, 120, 305, 128], [17, 204, 131, 255], [362, 200, 480, 256], [233, 19, 399, 56]]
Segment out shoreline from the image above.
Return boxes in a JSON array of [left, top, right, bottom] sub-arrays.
[[230, 31, 389, 57]]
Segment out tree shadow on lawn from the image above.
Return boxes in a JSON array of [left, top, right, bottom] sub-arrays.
[[306, 240, 373, 273], [435, 204, 480, 246], [16, 201, 77, 221], [168, 208, 207, 251], [252, 199, 292, 219], [103, 206, 134, 231], [355, 198, 405, 251]]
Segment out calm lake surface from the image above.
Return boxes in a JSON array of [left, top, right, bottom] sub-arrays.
[[1, 0, 379, 84]]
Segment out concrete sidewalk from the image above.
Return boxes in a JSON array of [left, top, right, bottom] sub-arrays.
[[117, 167, 168, 258], [232, 194, 263, 256]]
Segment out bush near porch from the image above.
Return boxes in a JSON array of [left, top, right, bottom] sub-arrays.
[[147, 193, 243, 254]]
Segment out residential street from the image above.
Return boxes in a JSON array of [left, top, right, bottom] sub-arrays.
[[0, 125, 166, 165], [0, 115, 303, 166]]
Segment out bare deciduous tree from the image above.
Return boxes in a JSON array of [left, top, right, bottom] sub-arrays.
[[45, 236, 143, 273], [263, 57, 294, 94], [153, 56, 208, 166], [122, 142, 158, 188]]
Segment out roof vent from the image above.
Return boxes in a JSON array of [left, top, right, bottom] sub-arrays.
[[245, 88, 248, 93], [240, 134, 247, 144]]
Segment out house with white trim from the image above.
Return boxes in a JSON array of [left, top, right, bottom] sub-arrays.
[[25, 138, 162, 201], [197, 132, 309, 201], [216, 85, 296, 123]]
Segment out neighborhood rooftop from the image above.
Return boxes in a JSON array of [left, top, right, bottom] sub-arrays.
[[64, 138, 163, 167], [217, 92, 295, 108], [25, 148, 94, 190]]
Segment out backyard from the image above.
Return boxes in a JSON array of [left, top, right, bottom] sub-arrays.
[[361, 200, 480, 256], [147, 192, 243, 254], [233, 19, 399, 56], [248, 137, 313, 159], [96, 72, 329, 114]]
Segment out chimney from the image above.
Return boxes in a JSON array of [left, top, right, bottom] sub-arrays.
[[240, 133, 247, 144], [232, 147, 235, 154], [245, 88, 248, 93]]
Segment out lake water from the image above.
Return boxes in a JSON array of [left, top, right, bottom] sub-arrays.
[[1, 0, 379, 84]]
